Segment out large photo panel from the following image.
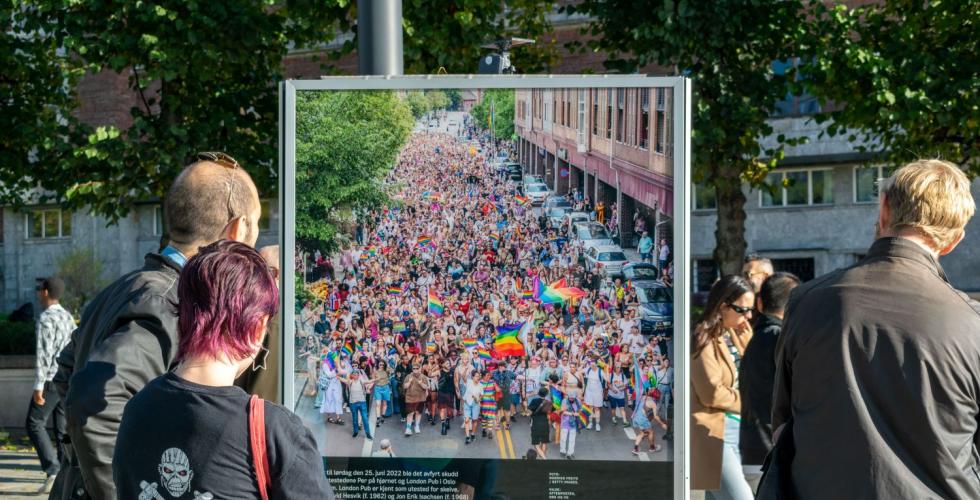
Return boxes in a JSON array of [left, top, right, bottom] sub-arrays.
[[280, 76, 691, 500]]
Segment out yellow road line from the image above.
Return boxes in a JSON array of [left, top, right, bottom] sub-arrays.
[[495, 429, 507, 458], [504, 428, 516, 459]]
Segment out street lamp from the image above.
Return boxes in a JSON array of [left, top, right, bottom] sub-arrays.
[[477, 37, 534, 74]]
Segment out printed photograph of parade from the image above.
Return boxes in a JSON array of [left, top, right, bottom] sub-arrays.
[[292, 87, 676, 461]]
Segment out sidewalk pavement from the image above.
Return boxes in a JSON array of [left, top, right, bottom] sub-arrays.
[[0, 450, 48, 499]]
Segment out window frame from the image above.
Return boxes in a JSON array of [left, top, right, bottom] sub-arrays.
[[852, 165, 890, 204], [692, 182, 718, 211], [759, 167, 835, 208], [24, 207, 72, 240]]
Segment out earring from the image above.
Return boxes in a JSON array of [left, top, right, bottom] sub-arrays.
[[252, 346, 270, 372]]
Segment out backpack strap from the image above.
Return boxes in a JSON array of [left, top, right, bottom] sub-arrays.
[[249, 394, 272, 500]]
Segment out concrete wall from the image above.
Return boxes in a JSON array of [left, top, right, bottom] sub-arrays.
[[0, 356, 35, 430], [1, 202, 280, 315]]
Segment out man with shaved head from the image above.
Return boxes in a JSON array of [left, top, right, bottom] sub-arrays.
[[52, 153, 262, 499]]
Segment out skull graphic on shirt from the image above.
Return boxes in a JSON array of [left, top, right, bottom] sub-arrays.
[[158, 447, 194, 497]]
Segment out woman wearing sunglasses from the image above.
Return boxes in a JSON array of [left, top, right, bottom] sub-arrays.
[[691, 275, 755, 500]]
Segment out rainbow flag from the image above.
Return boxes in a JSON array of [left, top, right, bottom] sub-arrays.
[[494, 323, 526, 358], [393, 321, 406, 333], [476, 348, 493, 361], [489, 233, 500, 244], [417, 236, 433, 248], [515, 195, 530, 206], [425, 342, 437, 354], [367, 246, 377, 257], [323, 351, 339, 371], [541, 330, 557, 343], [550, 386, 564, 411], [359, 252, 369, 261], [342, 340, 357, 357], [427, 291, 445, 317], [521, 289, 534, 300], [577, 405, 593, 427], [631, 354, 649, 396], [387, 285, 402, 296], [462, 338, 479, 350]]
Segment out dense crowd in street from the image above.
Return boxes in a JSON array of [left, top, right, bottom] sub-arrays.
[[296, 124, 674, 459]]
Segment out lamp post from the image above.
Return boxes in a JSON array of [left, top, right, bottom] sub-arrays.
[[357, 0, 404, 75]]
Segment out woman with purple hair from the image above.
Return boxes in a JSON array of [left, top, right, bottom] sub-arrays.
[[114, 241, 334, 499]]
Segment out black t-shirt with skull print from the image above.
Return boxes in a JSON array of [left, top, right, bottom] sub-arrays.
[[114, 372, 334, 500]]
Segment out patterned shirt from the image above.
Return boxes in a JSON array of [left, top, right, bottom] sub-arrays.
[[35, 303, 75, 391]]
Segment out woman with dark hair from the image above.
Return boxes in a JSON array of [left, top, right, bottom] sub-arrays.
[[114, 240, 334, 498], [690, 275, 755, 500], [528, 386, 552, 459]]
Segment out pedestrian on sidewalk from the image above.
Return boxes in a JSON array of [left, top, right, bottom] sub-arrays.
[[638, 232, 654, 264], [26, 277, 74, 494], [770, 160, 980, 498]]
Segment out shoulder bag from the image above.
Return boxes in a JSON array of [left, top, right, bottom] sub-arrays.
[[249, 395, 272, 500]]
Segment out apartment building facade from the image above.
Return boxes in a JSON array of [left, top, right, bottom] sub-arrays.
[[514, 86, 675, 247]]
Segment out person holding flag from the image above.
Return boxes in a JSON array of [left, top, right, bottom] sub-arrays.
[[631, 388, 667, 455]]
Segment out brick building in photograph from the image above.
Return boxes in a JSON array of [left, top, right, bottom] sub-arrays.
[[513, 86, 675, 248]]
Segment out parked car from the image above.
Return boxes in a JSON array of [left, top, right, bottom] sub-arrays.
[[507, 171, 522, 183], [524, 183, 550, 205], [622, 262, 659, 282], [572, 222, 615, 251], [583, 245, 629, 277], [543, 196, 573, 210], [562, 212, 590, 232], [522, 175, 543, 188], [636, 282, 673, 336], [546, 207, 570, 228]]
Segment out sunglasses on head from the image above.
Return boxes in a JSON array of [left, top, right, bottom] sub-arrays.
[[727, 303, 753, 315], [196, 151, 240, 169]]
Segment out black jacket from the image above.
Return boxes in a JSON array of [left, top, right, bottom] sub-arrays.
[[739, 313, 782, 465], [772, 238, 980, 499], [54, 253, 181, 499]]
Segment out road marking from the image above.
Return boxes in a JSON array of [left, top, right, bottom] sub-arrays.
[[638, 451, 650, 461], [361, 405, 375, 458], [495, 429, 507, 459], [504, 428, 516, 459], [624, 427, 637, 440]]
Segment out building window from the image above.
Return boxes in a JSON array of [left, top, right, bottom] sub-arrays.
[[853, 165, 894, 203], [26, 208, 71, 239], [655, 88, 666, 153], [760, 168, 834, 207], [626, 89, 636, 145], [592, 89, 599, 136], [606, 89, 613, 139], [640, 89, 650, 149], [616, 88, 625, 142], [772, 257, 815, 282], [694, 259, 720, 293], [153, 205, 164, 236], [577, 89, 587, 146], [693, 183, 717, 211]]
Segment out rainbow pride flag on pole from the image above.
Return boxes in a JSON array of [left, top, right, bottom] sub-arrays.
[[494, 322, 526, 358], [417, 235, 433, 249], [515, 195, 530, 206], [323, 351, 339, 371], [342, 339, 358, 357], [427, 291, 445, 317], [462, 338, 479, 350], [387, 285, 403, 296]]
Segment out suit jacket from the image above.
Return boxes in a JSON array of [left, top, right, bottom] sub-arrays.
[[691, 327, 752, 490], [773, 237, 980, 499], [739, 313, 782, 465]]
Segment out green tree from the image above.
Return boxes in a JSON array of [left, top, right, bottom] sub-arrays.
[[295, 90, 413, 253], [470, 89, 515, 139], [425, 90, 450, 113], [405, 90, 430, 119], [805, 1, 979, 173], [1, 3, 88, 208], [566, 0, 808, 274], [55, 247, 108, 317], [399, 0, 558, 74], [6, 1, 345, 222], [445, 89, 463, 111]]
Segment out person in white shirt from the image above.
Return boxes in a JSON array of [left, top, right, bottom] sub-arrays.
[[27, 277, 75, 492]]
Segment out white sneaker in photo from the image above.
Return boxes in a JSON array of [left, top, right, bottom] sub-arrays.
[[38, 475, 56, 494], [596, 422, 601, 432]]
